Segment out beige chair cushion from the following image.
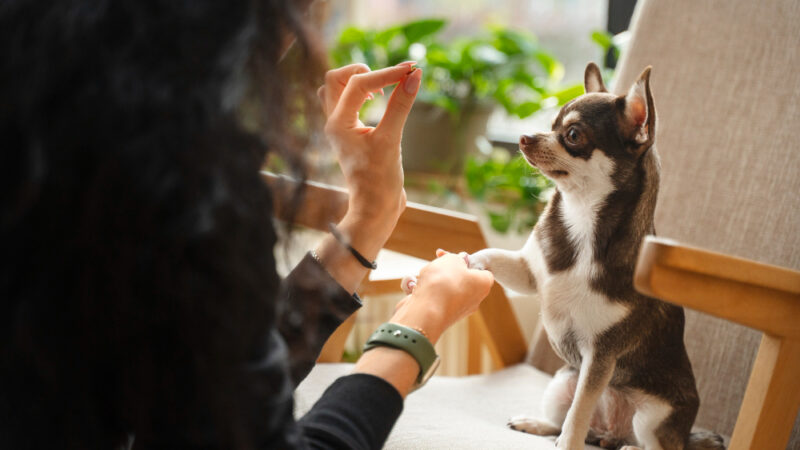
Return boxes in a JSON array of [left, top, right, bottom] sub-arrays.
[[295, 363, 606, 449], [612, 0, 800, 443]]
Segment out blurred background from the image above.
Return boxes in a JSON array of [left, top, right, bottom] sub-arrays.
[[276, 0, 638, 375]]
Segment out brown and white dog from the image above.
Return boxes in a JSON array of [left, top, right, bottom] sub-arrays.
[[465, 64, 724, 450]]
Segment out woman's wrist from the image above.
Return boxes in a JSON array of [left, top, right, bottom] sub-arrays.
[[343, 202, 403, 243], [311, 209, 400, 295], [388, 294, 447, 345], [353, 297, 446, 398]]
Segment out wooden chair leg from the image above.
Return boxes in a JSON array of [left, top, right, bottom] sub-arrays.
[[317, 313, 357, 363], [730, 335, 800, 450], [467, 315, 483, 375], [472, 283, 528, 370], [528, 322, 564, 376]]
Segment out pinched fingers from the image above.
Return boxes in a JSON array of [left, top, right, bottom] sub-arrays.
[[328, 63, 418, 130], [319, 64, 370, 116], [376, 67, 422, 139]]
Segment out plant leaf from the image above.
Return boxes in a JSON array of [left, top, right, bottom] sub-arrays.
[[549, 83, 584, 105], [535, 51, 564, 81], [514, 101, 541, 118], [338, 27, 366, 45], [488, 211, 512, 233], [401, 19, 447, 43], [375, 27, 402, 46], [590, 30, 614, 52]]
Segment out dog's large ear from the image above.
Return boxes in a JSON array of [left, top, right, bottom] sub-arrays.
[[584, 62, 607, 93], [623, 66, 655, 147]]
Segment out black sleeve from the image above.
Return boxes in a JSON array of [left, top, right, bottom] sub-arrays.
[[278, 255, 404, 449], [133, 329, 404, 450], [278, 253, 362, 386], [298, 373, 404, 450], [136, 254, 402, 450]]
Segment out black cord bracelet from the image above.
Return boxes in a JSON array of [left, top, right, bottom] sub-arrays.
[[328, 222, 378, 270]]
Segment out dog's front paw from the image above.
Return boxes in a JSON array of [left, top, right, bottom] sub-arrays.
[[507, 415, 560, 436], [466, 250, 491, 271], [553, 428, 590, 450], [554, 434, 587, 450]]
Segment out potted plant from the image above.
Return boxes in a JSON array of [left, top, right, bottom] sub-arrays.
[[330, 19, 582, 174]]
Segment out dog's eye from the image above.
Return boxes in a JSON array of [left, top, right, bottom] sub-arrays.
[[565, 127, 581, 145]]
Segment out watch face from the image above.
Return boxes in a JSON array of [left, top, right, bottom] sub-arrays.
[[420, 356, 441, 385]]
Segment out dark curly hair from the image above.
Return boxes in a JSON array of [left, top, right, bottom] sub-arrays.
[[0, 0, 323, 448]]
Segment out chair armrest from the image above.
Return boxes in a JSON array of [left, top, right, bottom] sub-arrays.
[[634, 236, 800, 339]]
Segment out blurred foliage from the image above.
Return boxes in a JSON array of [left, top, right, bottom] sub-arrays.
[[330, 19, 581, 119], [590, 29, 622, 79], [590, 30, 618, 59], [464, 150, 553, 233], [460, 30, 622, 234], [331, 20, 623, 234]]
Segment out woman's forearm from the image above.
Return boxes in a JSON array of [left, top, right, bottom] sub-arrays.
[[313, 210, 397, 295], [352, 295, 447, 398], [352, 346, 419, 398]]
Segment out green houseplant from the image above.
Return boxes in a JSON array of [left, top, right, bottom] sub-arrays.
[[461, 30, 619, 233], [464, 150, 553, 234], [330, 19, 582, 173]]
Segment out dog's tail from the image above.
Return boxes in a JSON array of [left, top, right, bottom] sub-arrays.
[[687, 430, 726, 450]]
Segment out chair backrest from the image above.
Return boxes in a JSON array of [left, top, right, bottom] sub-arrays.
[[612, 0, 800, 441]]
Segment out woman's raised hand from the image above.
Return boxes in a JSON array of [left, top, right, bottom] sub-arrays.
[[318, 62, 422, 237], [311, 63, 422, 295]]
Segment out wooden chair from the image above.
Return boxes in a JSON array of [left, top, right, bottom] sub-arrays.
[[635, 238, 800, 449], [265, 173, 528, 373], [289, 0, 800, 447]]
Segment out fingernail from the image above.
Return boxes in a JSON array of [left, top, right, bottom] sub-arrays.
[[404, 68, 421, 94], [396, 60, 417, 67]]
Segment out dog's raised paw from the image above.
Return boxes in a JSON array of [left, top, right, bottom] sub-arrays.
[[506, 415, 560, 436], [466, 252, 488, 271]]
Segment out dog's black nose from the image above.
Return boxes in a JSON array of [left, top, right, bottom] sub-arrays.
[[520, 134, 537, 146]]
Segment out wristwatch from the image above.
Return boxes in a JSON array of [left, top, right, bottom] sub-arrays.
[[363, 322, 441, 391]]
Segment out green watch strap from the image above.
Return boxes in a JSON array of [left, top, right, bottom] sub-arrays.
[[363, 322, 438, 386]]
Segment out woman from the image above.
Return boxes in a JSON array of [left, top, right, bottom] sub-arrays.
[[0, 1, 494, 449]]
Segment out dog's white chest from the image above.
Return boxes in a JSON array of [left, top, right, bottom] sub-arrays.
[[537, 190, 629, 352], [540, 261, 627, 351]]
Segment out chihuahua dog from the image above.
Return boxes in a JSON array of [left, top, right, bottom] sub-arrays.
[[465, 64, 724, 450]]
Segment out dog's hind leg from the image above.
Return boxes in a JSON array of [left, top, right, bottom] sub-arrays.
[[507, 366, 576, 436], [629, 395, 671, 450], [630, 392, 699, 450], [556, 353, 616, 450]]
